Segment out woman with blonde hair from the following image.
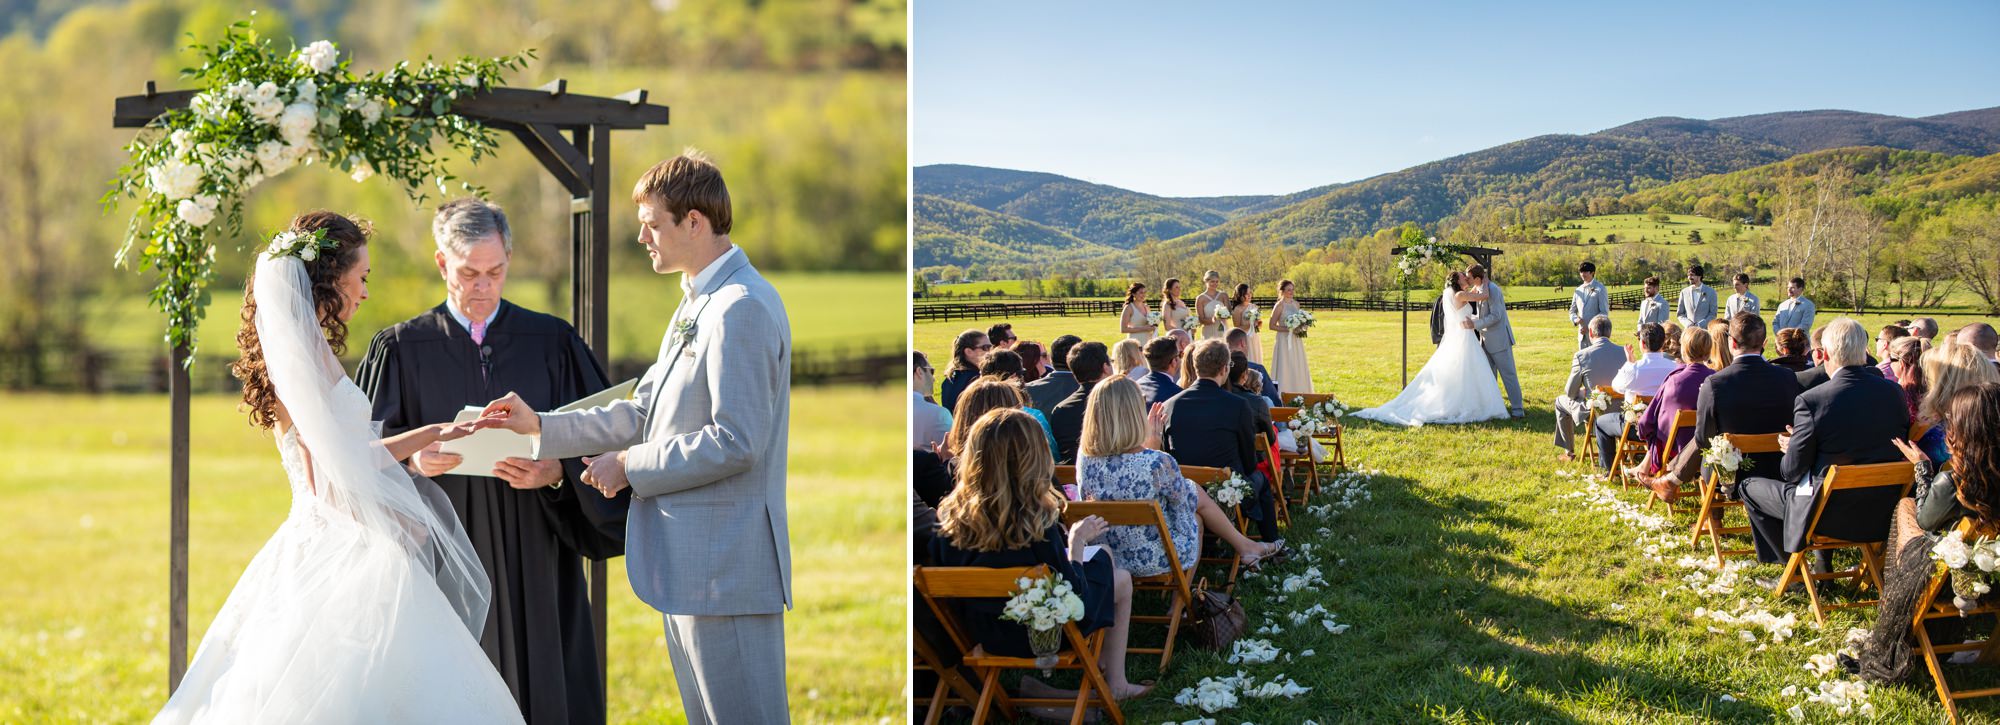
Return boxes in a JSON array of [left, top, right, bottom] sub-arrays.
[[1111, 338, 1148, 383], [1917, 340, 2000, 462], [930, 408, 1152, 700], [1077, 378, 1283, 576], [1119, 282, 1155, 342], [1175, 344, 1200, 390], [1706, 319, 1733, 369]]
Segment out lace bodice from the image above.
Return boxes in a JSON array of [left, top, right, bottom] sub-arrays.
[[274, 379, 379, 522]]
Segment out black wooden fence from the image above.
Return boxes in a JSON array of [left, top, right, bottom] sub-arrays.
[[913, 288, 1651, 323]]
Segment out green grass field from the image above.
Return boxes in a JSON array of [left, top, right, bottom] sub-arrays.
[[1541, 213, 1767, 248], [918, 308, 2000, 723], [0, 386, 902, 723]]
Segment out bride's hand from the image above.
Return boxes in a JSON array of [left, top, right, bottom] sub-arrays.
[[433, 420, 484, 443]]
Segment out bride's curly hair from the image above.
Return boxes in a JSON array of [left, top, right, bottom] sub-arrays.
[[231, 211, 372, 430]]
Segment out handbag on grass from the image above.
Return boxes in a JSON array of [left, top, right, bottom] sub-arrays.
[[1182, 577, 1247, 651]]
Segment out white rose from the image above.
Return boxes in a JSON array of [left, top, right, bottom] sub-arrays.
[[1977, 548, 2000, 573], [349, 161, 374, 183], [359, 98, 383, 125], [146, 158, 202, 201], [300, 244, 319, 262], [226, 80, 254, 100], [169, 129, 193, 153], [254, 141, 291, 173], [293, 78, 318, 104], [298, 40, 338, 75], [278, 102, 318, 146], [175, 195, 218, 228]]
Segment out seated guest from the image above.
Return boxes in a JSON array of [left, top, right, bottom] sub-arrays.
[[1770, 328, 1813, 372], [1168, 328, 1194, 355], [1592, 323, 1679, 471], [986, 322, 1017, 351], [1111, 338, 1149, 383], [1643, 313, 1802, 500], [1918, 342, 2000, 463], [1662, 322, 1684, 362], [1635, 325, 1715, 473], [979, 348, 1026, 380], [1050, 342, 1111, 464], [1555, 315, 1626, 463], [1799, 323, 1884, 391], [1957, 323, 1999, 366], [1909, 317, 1939, 343], [1016, 341, 1050, 384], [941, 328, 990, 413], [929, 408, 1150, 701], [1224, 328, 1282, 407], [1075, 378, 1282, 574], [1175, 344, 1200, 390], [1226, 351, 1282, 486], [1876, 324, 1910, 382], [1024, 335, 1083, 414], [1706, 319, 1734, 369], [1162, 340, 1278, 541], [1737, 318, 1910, 572], [912, 351, 952, 451], [948, 377, 1058, 467], [1889, 336, 1929, 423], [1137, 337, 1183, 406], [913, 447, 953, 509]]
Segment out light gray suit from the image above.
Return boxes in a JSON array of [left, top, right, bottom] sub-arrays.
[[536, 250, 792, 724], [1568, 280, 1610, 349], [1553, 337, 1627, 453], [1676, 282, 1717, 328], [1469, 283, 1524, 415], [1637, 293, 1669, 331], [1725, 291, 1761, 321], [1774, 295, 1816, 334]]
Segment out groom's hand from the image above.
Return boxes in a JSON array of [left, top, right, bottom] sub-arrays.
[[477, 392, 541, 435], [579, 452, 630, 498], [1461, 319, 1474, 329]]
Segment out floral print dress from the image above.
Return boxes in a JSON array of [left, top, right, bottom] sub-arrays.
[[1077, 449, 1201, 576]]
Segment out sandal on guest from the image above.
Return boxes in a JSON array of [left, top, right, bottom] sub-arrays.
[[1240, 540, 1288, 571]]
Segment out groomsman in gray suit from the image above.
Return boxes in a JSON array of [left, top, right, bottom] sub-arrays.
[[1568, 261, 1610, 349], [1773, 276, 1816, 336], [1725, 273, 1760, 320], [1462, 264, 1525, 418], [1553, 315, 1625, 461], [480, 151, 792, 724], [1636, 276, 1669, 332], [1676, 264, 1717, 328]]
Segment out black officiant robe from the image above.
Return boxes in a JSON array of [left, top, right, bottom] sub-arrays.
[[356, 299, 628, 725]]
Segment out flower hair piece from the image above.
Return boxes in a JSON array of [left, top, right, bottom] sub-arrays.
[[262, 228, 334, 262]]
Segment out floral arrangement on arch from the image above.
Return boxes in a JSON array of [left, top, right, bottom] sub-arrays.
[[1395, 236, 1471, 279], [104, 20, 534, 357]]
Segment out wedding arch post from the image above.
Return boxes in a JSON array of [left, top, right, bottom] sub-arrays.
[[114, 78, 669, 695], [1386, 244, 1502, 389]]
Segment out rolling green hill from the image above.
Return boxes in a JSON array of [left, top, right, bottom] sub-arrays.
[[912, 194, 1117, 269], [914, 164, 1270, 248], [1615, 146, 2000, 216]]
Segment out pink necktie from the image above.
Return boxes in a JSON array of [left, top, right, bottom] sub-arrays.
[[469, 320, 487, 345]]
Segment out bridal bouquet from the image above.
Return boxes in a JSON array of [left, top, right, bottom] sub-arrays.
[[1207, 472, 1252, 508], [1284, 309, 1316, 337], [1001, 572, 1087, 670], [1931, 530, 2000, 613]]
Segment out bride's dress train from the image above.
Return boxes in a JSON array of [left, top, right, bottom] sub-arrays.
[[155, 254, 521, 723], [1352, 289, 1507, 427]]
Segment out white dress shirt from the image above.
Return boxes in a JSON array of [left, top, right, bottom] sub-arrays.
[[1610, 352, 1679, 398], [444, 298, 500, 335]]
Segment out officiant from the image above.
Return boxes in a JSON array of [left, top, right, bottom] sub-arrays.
[[356, 198, 628, 725]]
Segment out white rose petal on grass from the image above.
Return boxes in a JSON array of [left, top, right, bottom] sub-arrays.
[[298, 40, 339, 74]]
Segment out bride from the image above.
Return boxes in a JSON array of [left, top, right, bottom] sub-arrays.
[[1352, 270, 1508, 427], [155, 212, 522, 723]]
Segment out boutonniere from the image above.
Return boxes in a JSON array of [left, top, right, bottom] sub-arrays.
[[675, 318, 697, 355]]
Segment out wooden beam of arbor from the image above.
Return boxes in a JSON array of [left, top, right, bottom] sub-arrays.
[[113, 86, 669, 129]]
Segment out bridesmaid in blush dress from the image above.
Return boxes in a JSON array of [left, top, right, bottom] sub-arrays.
[[1229, 283, 1262, 365], [1196, 270, 1228, 340], [1119, 282, 1155, 342], [1268, 279, 1312, 395], [1160, 278, 1191, 337]]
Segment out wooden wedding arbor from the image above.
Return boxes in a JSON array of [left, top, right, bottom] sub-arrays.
[[113, 78, 670, 694], [1387, 244, 1501, 387]]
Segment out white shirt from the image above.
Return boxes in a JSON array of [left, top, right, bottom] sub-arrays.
[[1726, 291, 1760, 320], [682, 245, 744, 301], [443, 299, 500, 335], [1611, 352, 1678, 397], [1125, 365, 1150, 383], [911, 391, 952, 450]]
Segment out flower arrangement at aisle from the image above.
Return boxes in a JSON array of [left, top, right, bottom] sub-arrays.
[[1283, 309, 1316, 337], [1622, 397, 1648, 419], [1930, 529, 2000, 613], [1395, 235, 1471, 278], [105, 20, 534, 358], [1205, 472, 1251, 508], [1701, 435, 1755, 491], [1000, 571, 1087, 671], [1587, 388, 1613, 412], [1286, 395, 1349, 436]]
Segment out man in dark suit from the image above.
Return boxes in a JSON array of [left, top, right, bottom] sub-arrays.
[[1225, 328, 1282, 407], [1048, 341, 1109, 464], [1024, 334, 1082, 415], [1162, 340, 1276, 539], [1736, 318, 1909, 573], [1641, 313, 1803, 499], [1137, 336, 1183, 406], [1798, 325, 1881, 391]]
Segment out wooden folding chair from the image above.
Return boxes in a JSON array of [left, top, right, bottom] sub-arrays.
[[1690, 433, 1776, 566], [914, 629, 986, 725], [1182, 465, 1249, 591], [1772, 461, 1917, 625], [1912, 519, 2000, 724], [913, 565, 1125, 725], [1255, 432, 1290, 528], [1911, 422, 1934, 443], [1055, 465, 1077, 487], [1269, 407, 1320, 509], [1062, 500, 1193, 673], [1578, 385, 1619, 470], [1649, 409, 1699, 512], [1288, 392, 1348, 472], [1608, 393, 1655, 488]]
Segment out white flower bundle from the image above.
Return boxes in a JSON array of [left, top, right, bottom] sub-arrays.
[[1931, 529, 2000, 603], [1284, 309, 1315, 337], [1206, 472, 1251, 508], [999, 572, 1087, 634], [1178, 313, 1201, 332], [1208, 302, 1228, 321], [1587, 389, 1612, 412], [1145, 310, 1163, 327], [1701, 435, 1754, 482], [1623, 398, 1647, 418]]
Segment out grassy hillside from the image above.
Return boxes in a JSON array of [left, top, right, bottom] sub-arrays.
[[913, 194, 1118, 270], [915, 164, 1243, 248], [1541, 213, 1766, 248]]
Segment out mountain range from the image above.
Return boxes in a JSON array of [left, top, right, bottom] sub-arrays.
[[916, 106, 2000, 272]]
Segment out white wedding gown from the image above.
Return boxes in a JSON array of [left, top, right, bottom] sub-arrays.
[[155, 255, 521, 724], [1352, 289, 1508, 427]]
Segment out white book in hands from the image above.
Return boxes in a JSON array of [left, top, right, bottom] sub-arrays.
[[437, 378, 639, 477]]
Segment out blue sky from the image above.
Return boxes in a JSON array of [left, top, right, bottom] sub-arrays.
[[913, 1, 2000, 197]]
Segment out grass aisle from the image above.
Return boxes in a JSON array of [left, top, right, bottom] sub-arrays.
[[918, 310, 2000, 723]]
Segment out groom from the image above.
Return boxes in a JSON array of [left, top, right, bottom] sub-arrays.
[[480, 151, 793, 724], [1460, 264, 1525, 418]]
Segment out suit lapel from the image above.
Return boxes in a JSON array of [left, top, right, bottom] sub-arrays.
[[641, 255, 751, 432]]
